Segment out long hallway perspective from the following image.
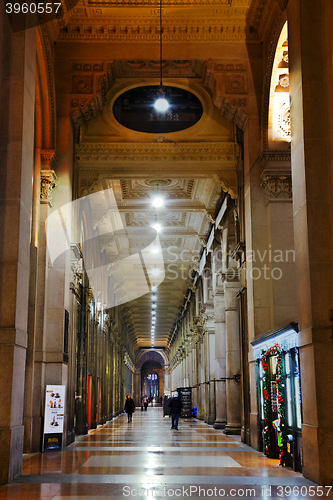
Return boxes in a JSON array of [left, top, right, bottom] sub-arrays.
[[0, 408, 324, 500], [2, 0, 333, 490]]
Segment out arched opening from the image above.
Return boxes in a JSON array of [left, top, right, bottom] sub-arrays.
[[267, 21, 290, 147], [141, 360, 164, 404]]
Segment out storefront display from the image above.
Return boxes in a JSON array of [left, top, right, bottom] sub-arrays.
[[252, 324, 303, 471], [261, 343, 287, 465]]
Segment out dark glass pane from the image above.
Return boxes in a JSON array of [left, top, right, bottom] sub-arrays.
[[113, 86, 203, 133]]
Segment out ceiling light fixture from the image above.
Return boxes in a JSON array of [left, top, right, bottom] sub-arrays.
[[151, 268, 161, 276], [152, 196, 164, 208], [154, 0, 169, 113]]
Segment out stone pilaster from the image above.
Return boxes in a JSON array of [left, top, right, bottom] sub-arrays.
[[288, 0, 333, 484], [213, 287, 227, 429], [0, 20, 36, 483]]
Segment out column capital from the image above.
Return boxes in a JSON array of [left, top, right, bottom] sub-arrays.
[[260, 171, 292, 205], [218, 270, 239, 283], [40, 170, 57, 207]]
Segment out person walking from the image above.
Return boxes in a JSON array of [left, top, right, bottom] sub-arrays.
[[168, 391, 183, 430], [124, 394, 135, 423], [143, 395, 148, 411]]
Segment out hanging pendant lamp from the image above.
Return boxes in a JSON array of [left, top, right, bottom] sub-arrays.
[[154, 0, 169, 112]]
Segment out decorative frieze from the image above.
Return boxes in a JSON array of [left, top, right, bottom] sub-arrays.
[[40, 169, 57, 207], [76, 141, 238, 162]]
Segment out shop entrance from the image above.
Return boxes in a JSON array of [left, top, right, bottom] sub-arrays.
[[253, 326, 303, 472]]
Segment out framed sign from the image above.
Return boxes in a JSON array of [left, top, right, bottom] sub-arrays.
[[43, 385, 65, 452], [178, 387, 192, 418]]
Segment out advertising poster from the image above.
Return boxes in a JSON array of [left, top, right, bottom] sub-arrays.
[[43, 385, 65, 452]]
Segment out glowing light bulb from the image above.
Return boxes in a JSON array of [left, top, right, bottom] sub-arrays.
[[154, 98, 169, 112], [152, 196, 164, 208], [152, 303, 156, 309], [151, 285, 157, 292], [152, 223, 161, 233], [151, 267, 161, 276]]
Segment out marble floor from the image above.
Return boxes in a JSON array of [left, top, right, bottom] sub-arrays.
[[0, 408, 331, 499]]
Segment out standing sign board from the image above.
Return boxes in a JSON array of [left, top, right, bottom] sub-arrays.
[[43, 385, 65, 452], [178, 387, 192, 418]]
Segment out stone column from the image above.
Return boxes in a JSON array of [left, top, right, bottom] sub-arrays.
[[133, 367, 140, 406], [213, 288, 227, 429], [224, 281, 241, 434], [164, 364, 170, 395], [198, 335, 205, 420], [0, 18, 36, 483], [191, 340, 198, 409], [24, 156, 57, 452], [185, 346, 190, 388], [205, 326, 216, 424], [187, 342, 193, 389], [288, 0, 333, 484]]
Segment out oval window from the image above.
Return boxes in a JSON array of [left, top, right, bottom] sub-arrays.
[[113, 86, 203, 133]]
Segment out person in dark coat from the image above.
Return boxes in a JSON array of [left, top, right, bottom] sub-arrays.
[[168, 391, 183, 430], [124, 394, 135, 422]]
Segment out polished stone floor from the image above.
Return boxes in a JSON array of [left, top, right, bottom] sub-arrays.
[[0, 408, 331, 499]]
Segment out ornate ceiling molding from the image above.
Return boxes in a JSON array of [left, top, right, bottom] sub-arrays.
[[76, 141, 238, 159], [76, 142, 238, 198], [246, 0, 277, 41], [88, 0, 232, 4], [70, 60, 248, 135], [51, 0, 252, 41], [56, 27, 248, 42]]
